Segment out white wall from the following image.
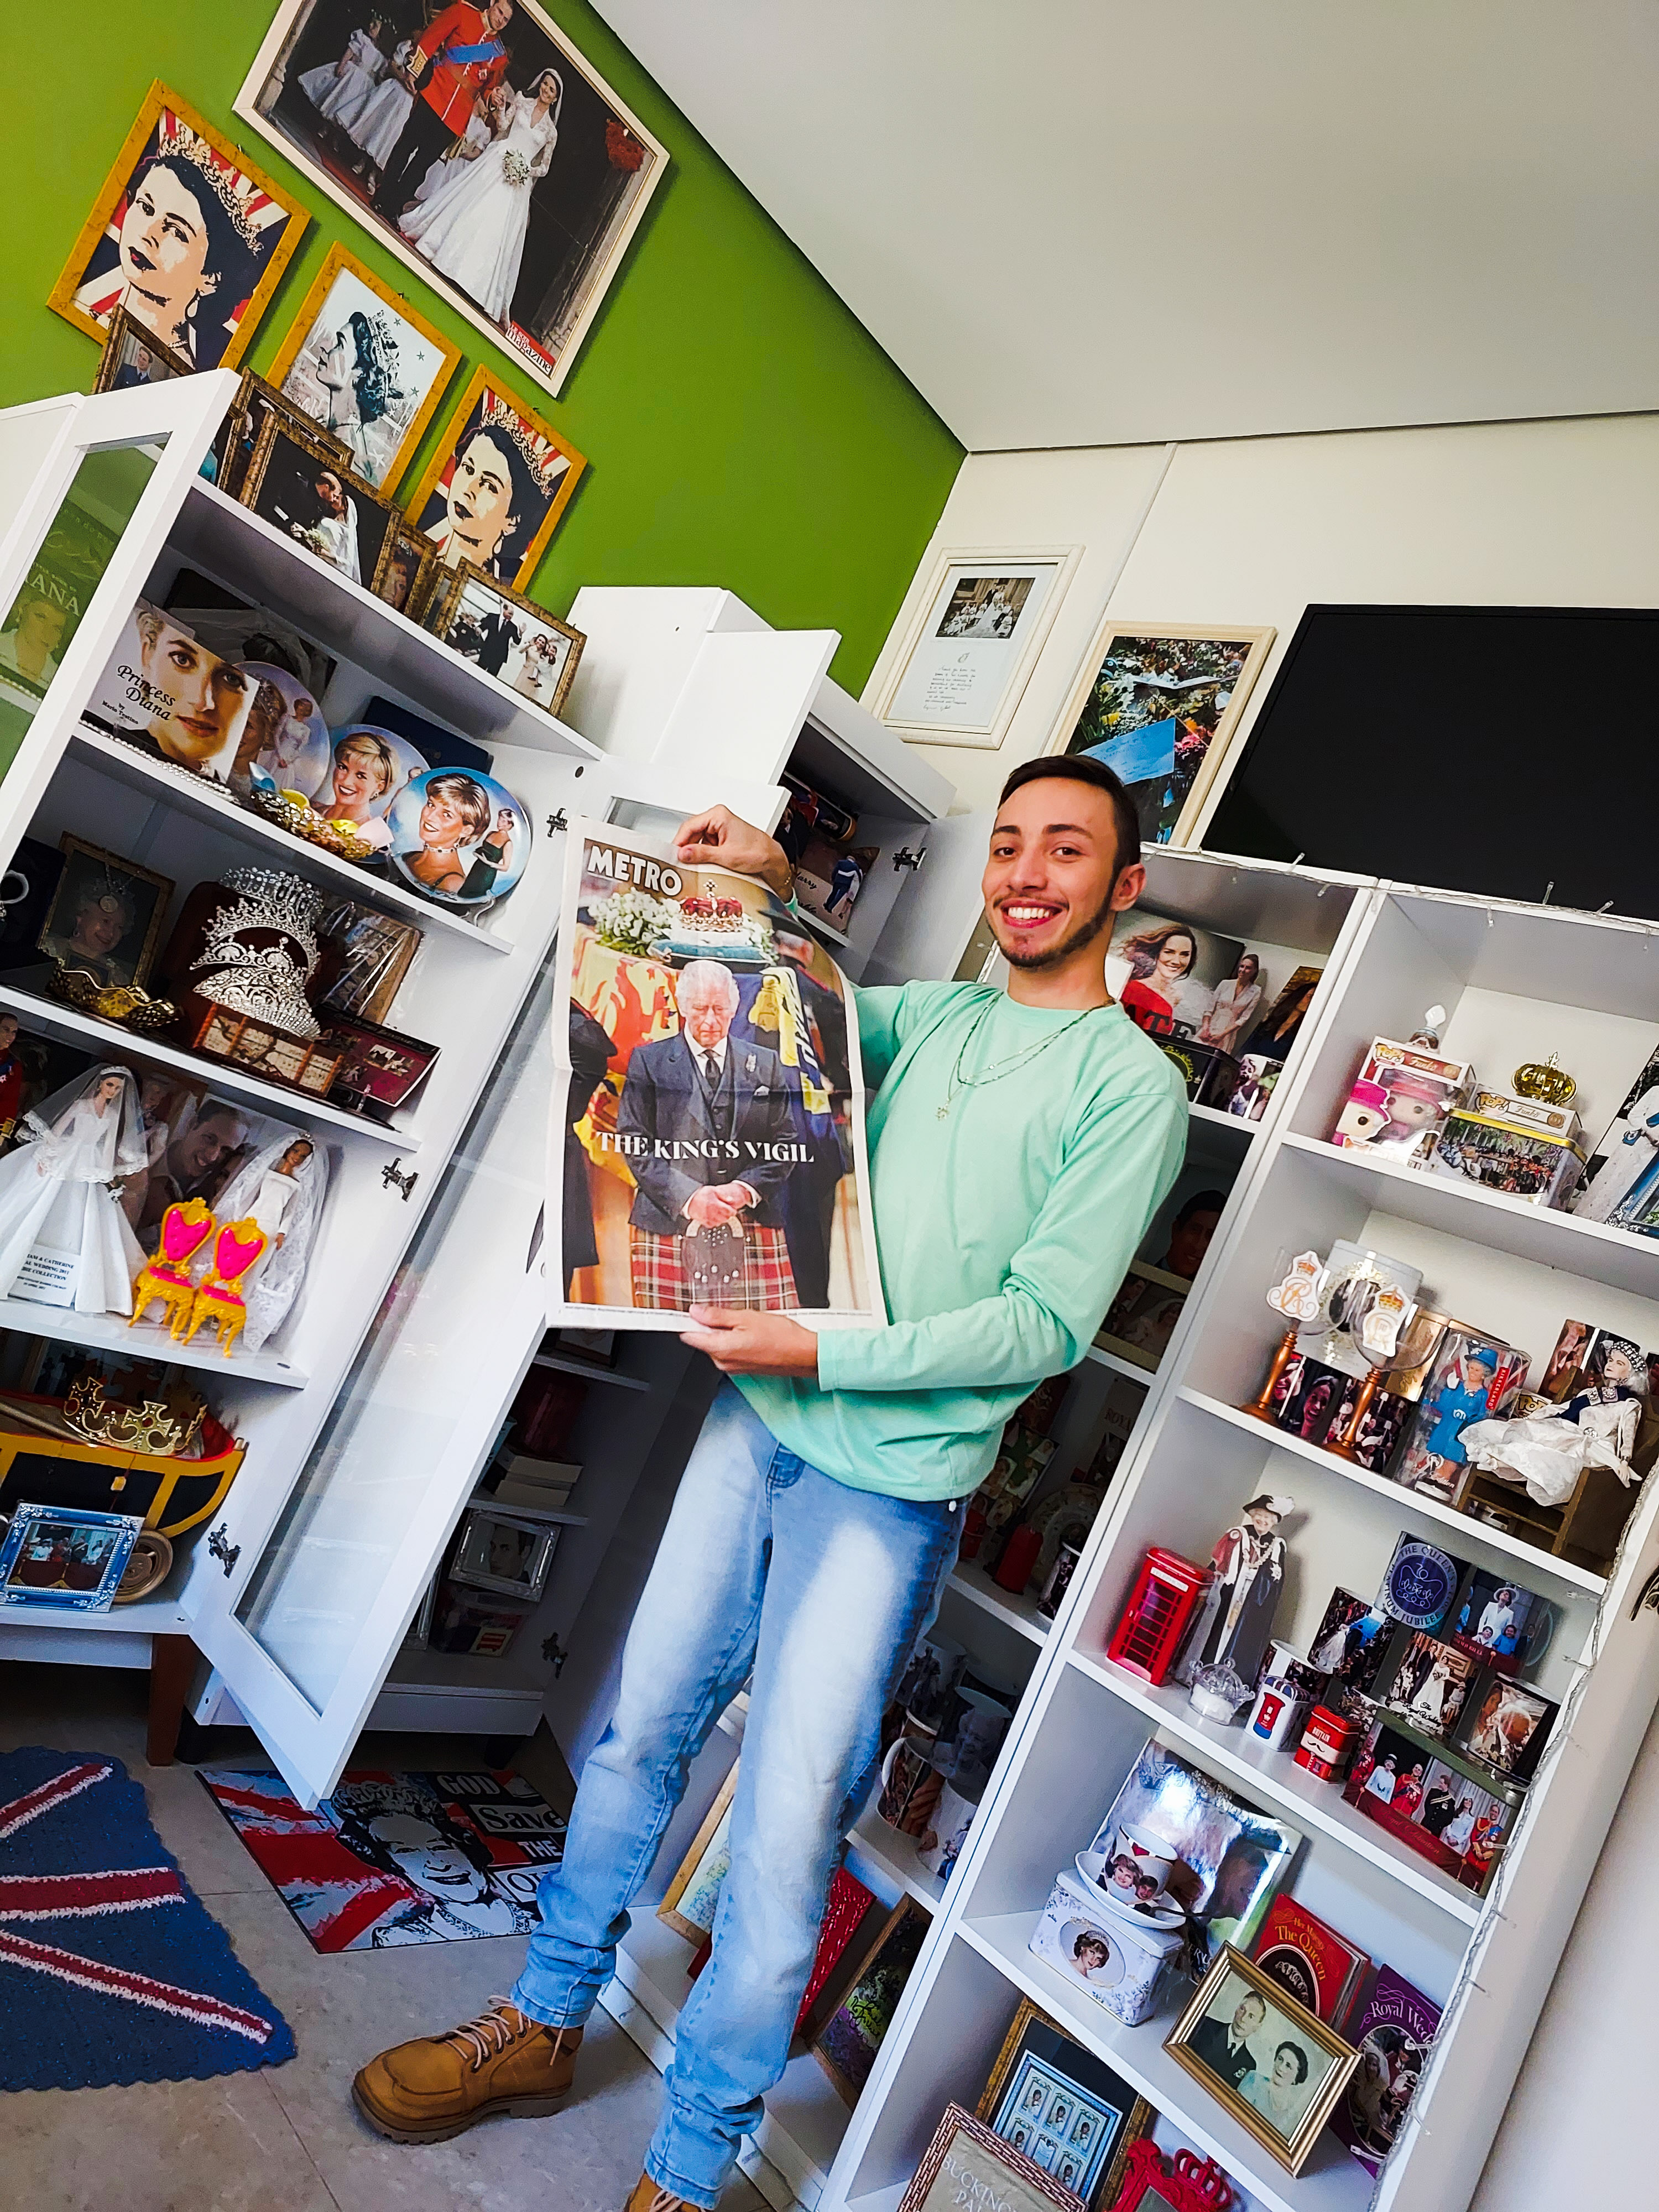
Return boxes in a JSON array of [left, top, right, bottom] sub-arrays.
[[864, 406, 1659, 2205], [867, 412, 1659, 816]]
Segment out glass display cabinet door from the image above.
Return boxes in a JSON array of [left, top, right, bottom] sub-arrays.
[[189, 953, 557, 1807]]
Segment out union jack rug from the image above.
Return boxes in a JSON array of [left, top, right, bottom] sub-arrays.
[[0, 1749, 294, 2089]]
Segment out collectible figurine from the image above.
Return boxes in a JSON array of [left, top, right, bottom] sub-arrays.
[[211, 1134, 330, 1350], [0, 1066, 148, 1313], [0, 1010, 23, 1140], [1178, 1493, 1295, 1688], [1333, 1081, 1391, 1147], [1572, 1050, 1659, 1227], [1396, 1333, 1528, 1505]]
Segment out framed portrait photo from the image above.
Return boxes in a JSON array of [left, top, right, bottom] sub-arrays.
[[1164, 1945, 1358, 2176], [658, 1765, 737, 1944], [1103, 2140, 1237, 2212], [979, 1997, 1151, 2210], [899, 2104, 1085, 2212], [267, 242, 462, 492], [813, 1895, 932, 2107], [92, 305, 192, 395], [242, 412, 398, 596], [372, 520, 437, 621], [450, 1504, 558, 1601], [425, 561, 585, 719], [49, 81, 307, 372], [404, 367, 587, 591], [1095, 1260, 1190, 1374], [0, 1502, 144, 1614], [234, 0, 667, 402], [877, 546, 1081, 749], [40, 836, 173, 992], [1050, 622, 1276, 849]]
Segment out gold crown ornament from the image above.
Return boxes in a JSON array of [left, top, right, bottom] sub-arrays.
[[1512, 1054, 1577, 1107], [64, 1374, 206, 1460]]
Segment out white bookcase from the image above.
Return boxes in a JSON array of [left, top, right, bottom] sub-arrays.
[[822, 870, 1659, 2212]]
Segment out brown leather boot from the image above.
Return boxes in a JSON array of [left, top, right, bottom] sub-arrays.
[[352, 1997, 582, 2143], [623, 2179, 697, 2212]]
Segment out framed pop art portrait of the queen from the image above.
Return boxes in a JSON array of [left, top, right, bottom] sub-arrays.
[[404, 367, 586, 591], [49, 84, 308, 372], [234, 0, 667, 400]]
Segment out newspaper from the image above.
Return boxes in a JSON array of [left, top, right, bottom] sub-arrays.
[[549, 820, 884, 1329]]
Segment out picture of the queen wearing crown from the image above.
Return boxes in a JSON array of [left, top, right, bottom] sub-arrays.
[[408, 367, 585, 588], [51, 86, 306, 372]]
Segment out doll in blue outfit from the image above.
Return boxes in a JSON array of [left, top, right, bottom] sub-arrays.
[[1421, 1349, 1498, 1467]]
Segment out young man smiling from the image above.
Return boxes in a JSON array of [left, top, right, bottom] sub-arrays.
[[353, 756, 1189, 2210]]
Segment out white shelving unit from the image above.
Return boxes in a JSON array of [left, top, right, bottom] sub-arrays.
[[827, 874, 1659, 2212]]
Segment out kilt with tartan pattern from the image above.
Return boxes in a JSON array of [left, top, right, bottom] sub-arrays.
[[629, 1223, 800, 1312]]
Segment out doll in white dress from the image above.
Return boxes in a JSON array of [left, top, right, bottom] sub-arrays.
[[299, 18, 387, 133], [400, 71, 563, 326], [0, 1067, 148, 1314], [212, 1134, 329, 1351]]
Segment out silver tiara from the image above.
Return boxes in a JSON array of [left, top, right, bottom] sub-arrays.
[[478, 389, 560, 497], [161, 122, 264, 253]]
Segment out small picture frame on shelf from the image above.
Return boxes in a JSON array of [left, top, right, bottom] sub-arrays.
[[450, 1504, 559, 1603], [813, 1894, 932, 2106], [92, 304, 192, 394], [1164, 1943, 1358, 2176], [977, 1996, 1151, 2210], [322, 1014, 440, 1124], [1095, 1260, 1190, 1373], [207, 369, 349, 503], [424, 562, 585, 722], [658, 1765, 738, 1943], [371, 521, 437, 622], [1449, 1672, 1559, 1782], [240, 410, 398, 596], [1103, 2140, 1237, 2212], [0, 1501, 143, 1613], [39, 835, 173, 992], [897, 2103, 1084, 2212]]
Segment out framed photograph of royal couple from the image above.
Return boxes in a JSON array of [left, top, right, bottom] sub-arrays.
[[1050, 621, 1276, 849], [50, 82, 308, 373], [425, 562, 583, 720], [233, 0, 669, 400]]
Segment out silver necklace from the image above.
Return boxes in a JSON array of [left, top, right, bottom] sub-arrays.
[[938, 999, 1108, 1119]]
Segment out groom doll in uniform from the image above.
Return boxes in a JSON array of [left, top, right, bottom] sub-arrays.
[[374, 0, 515, 218], [616, 959, 804, 1312]]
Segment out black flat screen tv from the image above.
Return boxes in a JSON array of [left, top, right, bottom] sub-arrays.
[[1202, 604, 1659, 919]]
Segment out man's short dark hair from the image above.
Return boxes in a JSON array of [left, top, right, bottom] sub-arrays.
[[997, 754, 1141, 877], [1175, 1189, 1227, 1228]]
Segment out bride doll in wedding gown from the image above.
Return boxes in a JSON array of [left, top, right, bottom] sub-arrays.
[[0, 1067, 148, 1314], [399, 69, 563, 327], [211, 1133, 330, 1351]]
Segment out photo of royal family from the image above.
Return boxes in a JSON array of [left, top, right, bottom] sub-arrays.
[[552, 826, 880, 1326], [237, 0, 666, 395], [1168, 1949, 1357, 2173]]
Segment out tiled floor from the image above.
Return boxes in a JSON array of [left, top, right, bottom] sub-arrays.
[[0, 1663, 766, 2212]]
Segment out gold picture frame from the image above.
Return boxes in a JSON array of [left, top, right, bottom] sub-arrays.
[[1164, 1943, 1359, 2176], [1048, 620, 1276, 849], [403, 366, 588, 593], [41, 834, 174, 994], [92, 305, 194, 395], [658, 1765, 738, 1944], [977, 1996, 1152, 2212], [241, 408, 403, 600], [372, 520, 439, 623], [49, 81, 307, 372], [898, 2104, 1084, 2212], [264, 241, 462, 494], [424, 560, 586, 721], [209, 368, 352, 503]]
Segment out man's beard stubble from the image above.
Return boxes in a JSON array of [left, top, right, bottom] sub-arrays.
[[996, 877, 1121, 971]]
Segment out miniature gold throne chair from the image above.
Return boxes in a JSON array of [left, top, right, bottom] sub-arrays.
[[182, 1217, 269, 1358], [131, 1199, 216, 1340]]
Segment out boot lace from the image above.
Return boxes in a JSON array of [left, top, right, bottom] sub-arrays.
[[443, 1998, 536, 2069]]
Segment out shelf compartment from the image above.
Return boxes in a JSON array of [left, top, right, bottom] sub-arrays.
[[956, 1910, 1371, 2212], [1179, 1387, 1607, 1597], [947, 1558, 1051, 1647], [1066, 1648, 1482, 1928], [0, 983, 419, 1152], [1087, 1342, 1156, 1387], [0, 1290, 306, 1386], [1189, 1099, 1258, 1147], [174, 482, 601, 762], [532, 1349, 654, 1392], [1279, 1131, 1659, 1302], [67, 725, 513, 955], [846, 1806, 946, 1911]]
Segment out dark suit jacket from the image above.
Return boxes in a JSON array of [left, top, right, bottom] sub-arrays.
[[617, 1031, 799, 1236], [1188, 2013, 1258, 2091], [562, 1005, 614, 1284]]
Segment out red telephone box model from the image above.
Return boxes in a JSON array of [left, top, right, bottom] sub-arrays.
[[1105, 1547, 1210, 1684]]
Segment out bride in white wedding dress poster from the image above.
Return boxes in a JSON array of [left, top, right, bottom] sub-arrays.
[[399, 69, 562, 328]]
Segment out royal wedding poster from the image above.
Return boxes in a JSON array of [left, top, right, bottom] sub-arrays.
[[548, 822, 883, 1329]]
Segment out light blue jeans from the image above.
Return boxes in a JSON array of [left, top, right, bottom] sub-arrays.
[[511, 1380, 962, 2206]]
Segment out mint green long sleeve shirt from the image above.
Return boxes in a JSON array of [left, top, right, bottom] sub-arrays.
[[735, 980, 1189, 1501]]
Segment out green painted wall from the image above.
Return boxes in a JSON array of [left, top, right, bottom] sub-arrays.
[[0, 3, 961, 693]]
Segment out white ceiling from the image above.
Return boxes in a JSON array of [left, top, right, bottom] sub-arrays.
[[593, 0, 1659, 451]]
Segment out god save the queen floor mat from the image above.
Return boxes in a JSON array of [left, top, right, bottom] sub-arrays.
[[0, 1749, 294, 2090], [199, 1767, 566, 1952]]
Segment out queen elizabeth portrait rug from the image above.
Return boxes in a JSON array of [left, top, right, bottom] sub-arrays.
[[0, 1748, 293, 2090], [200, 1766, 565, 1952]]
